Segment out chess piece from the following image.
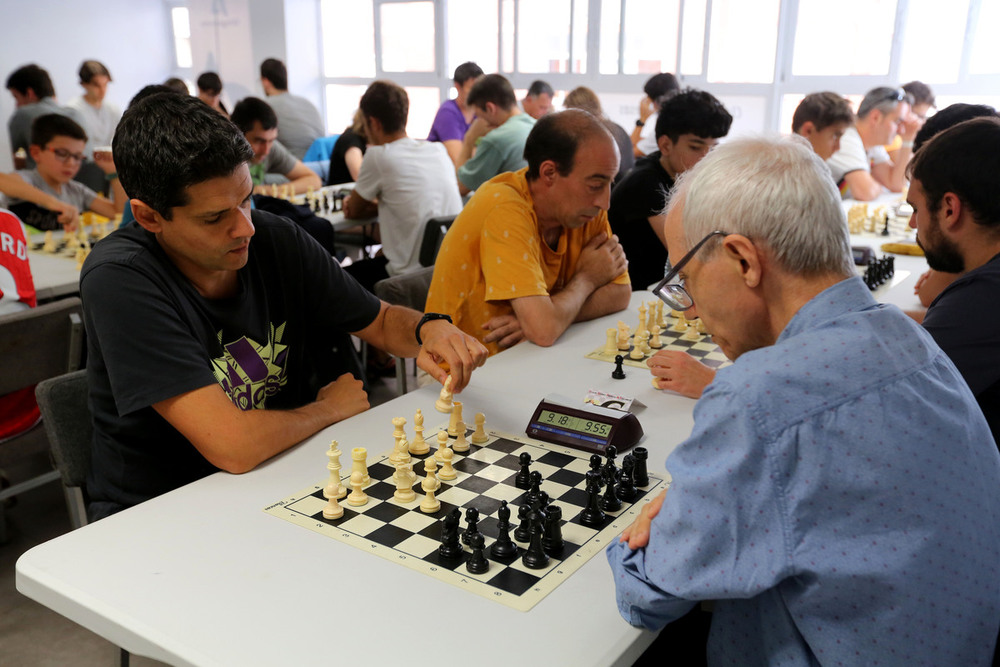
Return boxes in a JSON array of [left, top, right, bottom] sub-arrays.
[[43, 231, 56, 253], [616, 321, 631, 351], [471, 413, 489, 444], [433, 429, 450, 463], [672, 313, 688, 332], [448, 401, 464, 437], [589, 454, 603, 476], [465, 532, 490, 574], [490, 501, 519, 559], [422, 456, 441, 492], [526, 470, 543, 508], [347, 471, 368, 506], [629, 332, 646, 360], [438, 508, 464, 559], [634, 303, 648, 344], [695, 317, 707, 334], [322, 443, 345, 520], [435, 375, 454, 413], [391, 416, 407, 460], [603, 327, 618, 356], [410, 409, 429, 454], [542, 504, 564, 556], [600, 471, 623, 512], [351, 447, 370, 485], [654, 300, 665, 329], [325, 440, 347, 500], [612, 355, 626, 380], [521, 512, 550, 569], [638, 330, 651, 355], [579, 472, 606, 527], [393, 462, 416, 502], [616, 455, 639, 502], [438, 446, 457, 481], [632, 447, 650, 487], [452, 421, 470, 452], [648, 323, 663, 349], [515, 452, 532, 490], [681, 323, 701, 341], [514, 503, 532, 542], [419, 481, 441, 513], [462, 507, 480, 546]]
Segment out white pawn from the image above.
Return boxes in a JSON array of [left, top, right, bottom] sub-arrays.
[[448, 401, 464, 437], [393, 462, 416, 502], [453, 421, 470, 453], [470, 413, 489, 444], [438, 446, 457, 481], [391, 416, 407, 460], [347, 471, 368, 506], [629, 332, 646, 360], [409, 409, 429, 455], [420, 459, 441, 513], [435, 375, 454, 413], [648, 323, 663, 349], [682, 321, 702, 341], [351, 447, 370, 486], [433, 430, 450, 463], [672, 313, 688, 332], [603, 328, 617, 356], [422, 456, 441, 491]]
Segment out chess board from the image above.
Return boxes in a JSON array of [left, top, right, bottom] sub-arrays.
[[586, 319, 731, 371], [265, 426, 666, 612]]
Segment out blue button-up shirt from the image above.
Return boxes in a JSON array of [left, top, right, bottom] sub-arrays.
[[608, 276, 1000, 665]]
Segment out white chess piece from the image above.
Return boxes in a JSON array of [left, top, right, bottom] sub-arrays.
[[471, 413, 489, 444], [322, 441, 345, 518], [438, 447, 457, 481], [409, 409, 429, 454], [435, 375, 454, 413], [347, 471, 368, 506], [393, 462, 416, 502], [420, 458, 441, 513], [433, 430, 450, 463], [448, 401, 464, 437], [452, 421, 470, 453], [603, 328, 617, 356], [351, 447, 370, 486], [391, 416, 407, 460]]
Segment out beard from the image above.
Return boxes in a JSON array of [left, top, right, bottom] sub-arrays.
[[916, 214, 965, 274]]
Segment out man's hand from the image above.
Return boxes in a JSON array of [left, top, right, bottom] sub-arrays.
[[482, 313, 524, 350], [647, 350, 716, 399], [638, 96, 655, 123], [416, 320, 488, 392], [573, 232, 628, 292], [898, 113, 922, 143], [316, 373, 370, 423], [620, 489, 666, 549], [93, 149, 116, 175], [465, 117, 494, 141], [52, 200, 80, 231]]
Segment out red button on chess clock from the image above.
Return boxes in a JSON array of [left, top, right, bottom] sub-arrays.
[[526, 394, 643, 456]]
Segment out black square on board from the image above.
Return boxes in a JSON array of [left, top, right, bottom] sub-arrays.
[[538, 451, 576, 468], [549, 468, 586, 488], [488, 438, 523, 453], [454, 458, 490, 475], [456, 475, 499, 494], [486, 567, 541, 596], [365, 501, 410, 523], [367, 523, 414, 548]]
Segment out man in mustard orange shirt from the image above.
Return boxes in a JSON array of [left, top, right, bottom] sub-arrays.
[[426, 109, 631, 356]]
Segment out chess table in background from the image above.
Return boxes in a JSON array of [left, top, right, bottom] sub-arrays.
[[586, 318, 731, 371], [266, 425, 665, 612]]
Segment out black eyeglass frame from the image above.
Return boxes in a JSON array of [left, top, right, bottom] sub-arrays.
[[651, 230, 729, 311]]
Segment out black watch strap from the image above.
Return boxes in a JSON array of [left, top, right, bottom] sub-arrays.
[[415, 312, 453, 345]]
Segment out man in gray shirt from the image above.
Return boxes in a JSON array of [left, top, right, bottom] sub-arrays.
[[260, 58, 325, 160], [6, 64, 82, 168], [230, 97, 321, 196]]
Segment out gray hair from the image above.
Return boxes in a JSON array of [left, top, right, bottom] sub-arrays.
[[668, 134, 854, 278]]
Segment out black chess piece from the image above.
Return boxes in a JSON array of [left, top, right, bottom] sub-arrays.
[[616, 455, 639, 502], [579, 475, 606, 527], [490, 501, 519, 559], [514, 503, 532, 542], [515, 452, 532, 490], [466, 532, 490, 574], [589, 454, 603, 476], [526, 470, 543, 507], [521, 511, 550, 569], [541, 504, 565, 556], [881, 213, 890, 236], [612, 354, 626, 380], [600, 470, 623, 512], [632, 447, 650, 487], [602, 445, 619, 488], [462, 507, 480, 546], [438, 508, 464, 559]]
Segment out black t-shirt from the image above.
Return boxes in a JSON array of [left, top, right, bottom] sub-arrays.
[[608, 152, 674, 291], [81, 210, 382, 510], [326, 128, 367, 186], [923, 252, 1000, 446]]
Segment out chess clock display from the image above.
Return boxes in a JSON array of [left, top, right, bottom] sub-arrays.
[[526, 393, 643, 455]]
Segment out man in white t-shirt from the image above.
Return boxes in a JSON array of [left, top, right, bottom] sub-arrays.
[[826, 86, 918, 200], [343, 81, 462, 290], [631, 73, 680, 158]]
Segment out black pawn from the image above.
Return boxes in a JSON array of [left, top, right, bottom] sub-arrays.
[[514, 503, 532, 542], [542, 504, 564, 556], [466, 532, 490, 574], [603, 445, 618, 477], [526, 470, 543, 507], [881, 214, 890, 236], [462, 507, 480, 546], [515, 452, 532, 490], [438, 508, 464, 559], [616, 455, 639, 502], [521, 511, 550, 569], [632, 447, 649, 487], [580, 475, 606, 527], [612, 354, 626, 379], [490, 501, 519, 559], [589, 454, 603, 477]]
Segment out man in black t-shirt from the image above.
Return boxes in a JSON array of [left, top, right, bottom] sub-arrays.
[[906, 117, 1000, 447], [608, 89, 732, 290], [82, 93, 488, 520]]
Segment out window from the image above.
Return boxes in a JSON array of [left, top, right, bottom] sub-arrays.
[[321, 0, 375, 77], [622, 0, 679, 75], [707, 0, 780, 83], [171, 7, 192, 69], [517, 0, 573, 73], [325, 84, 369, 134], [792, 0, 897, 76], [447, 0, 499, 75], [380, 2, 435, 72], [969, 0, 1000, 74], [679, 0, 707, 76], [898, 0, 968, 83]]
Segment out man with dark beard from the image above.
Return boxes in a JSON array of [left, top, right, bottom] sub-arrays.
[[907, 116, 1000, 446]]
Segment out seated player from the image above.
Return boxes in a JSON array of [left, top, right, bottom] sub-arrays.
[[887, 80, 935, 163], [455, 74, 535, 195], [343, 80, 463, 290], [196, 71, 229, 118], [6, 64, 83, 168], [81, 93, 488, 521], [826, 86, 917, 200], [521, 80, 554, 120], [791, 91, 854, 160], [0, 114, 124, 225], [326, 109, 367, 185], [609, 89, 732, 291], [425, 109, 631, 356], [607, 134, 1000, 664], [907, 116, 1000, 446], [630, 73, 680, 158], [427, 61, 483, 166], [259, 58, 325, 161], [229, 97, 322, 196], [563, 86, 634, 186]]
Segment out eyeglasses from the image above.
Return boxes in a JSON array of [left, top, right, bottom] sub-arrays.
[[652, 230, 728, 311], [47, 147, 85, 164], [884, 88, 906, 103]]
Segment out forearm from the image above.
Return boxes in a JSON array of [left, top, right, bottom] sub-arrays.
[[456, 135, 477, 170], [886, 147, 912, 193], [575, 282, 631, 322], [288, 171, 322, 195], [343, 193, 378, 219], [368, 303, 423, 358], [514, 278, 597, 347], [109, 177, 126, 214], [0, 173, 66, 211]]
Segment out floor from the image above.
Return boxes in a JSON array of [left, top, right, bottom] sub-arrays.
[[0, 373, 402, 667]]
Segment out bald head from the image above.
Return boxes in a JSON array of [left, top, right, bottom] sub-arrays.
[[524, 109, 615, 181]]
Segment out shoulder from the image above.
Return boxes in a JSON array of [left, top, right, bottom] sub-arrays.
[[928, 256, 1000, 316]]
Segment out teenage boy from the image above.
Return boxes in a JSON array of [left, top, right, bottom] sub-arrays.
[[791, 92, 855, 160]]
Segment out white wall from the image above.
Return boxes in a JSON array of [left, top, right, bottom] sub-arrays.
[[0, 0, 176, 171]]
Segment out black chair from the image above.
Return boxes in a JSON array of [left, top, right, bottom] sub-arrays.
[[373, 266, 435, 394], [34, 370, 91, 530], [418, 215, 456, 267]]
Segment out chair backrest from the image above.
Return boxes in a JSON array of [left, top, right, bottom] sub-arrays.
[[418, 215, 456, 267], [35, 370, 91, 489], [0, 297, 83, 395], [373, 266, 435, 311], [303, 134, 341, 163]]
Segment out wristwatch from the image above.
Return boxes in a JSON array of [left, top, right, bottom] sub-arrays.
[[415, 312, 453, 345], [635, 120, 645, 128]]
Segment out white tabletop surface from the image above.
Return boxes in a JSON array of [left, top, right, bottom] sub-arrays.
[[28, 248, 81, 302]]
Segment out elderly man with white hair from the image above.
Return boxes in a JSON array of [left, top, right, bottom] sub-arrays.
[[606, 134, 1000, 665]]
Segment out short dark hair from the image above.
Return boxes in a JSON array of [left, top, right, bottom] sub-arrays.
[[913, 103, 999, 152], [112, 92, 254, 219], [467, 74, 517, 112], [524, 109, 612, 181], [197, 71, 223, 95], [453, 62, 484, 85], [260, 58, 288, 90], [6, 64, 55, 99], [163, 77, 189, 95], [230, 97, 278, 133], [79, 60, 111, 84], [30, 114, 87, 147], [792, 92, 855, 133], [359, 81, 408, 135], [527, 80, 554, 98], [643, 73, 679, 103], [655, 88, 732, 143], [128, 84, 182, 108], [902, 80, 935, 109], [908, 117, 1000, 230]]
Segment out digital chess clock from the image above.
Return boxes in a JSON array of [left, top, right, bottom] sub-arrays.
[[526, 394, 643, 456]]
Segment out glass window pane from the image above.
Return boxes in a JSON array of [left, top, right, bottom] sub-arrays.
[[899, 0, 967, 83], [325, 84, 370, 135], [571, 0, 589, 74], [501, 0, 515, 73], [707, 0, 779, 83], [402, 86, 441, 140], [970, 1, 1000, 74], [518, 0, 572, 73], [680, 0, 706, 76], [321, 0, 375, 77], [448, 0, 498, 75], [599, 0, 622, 74], [381, 2, 435, 72], [171, 7, 192, 68], [622, 0, 679, 75], [714, 95, 768, 135], [792, 0, 896, 76]]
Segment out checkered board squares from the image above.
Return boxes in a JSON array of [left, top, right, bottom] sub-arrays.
[[585, 323, 732, 370], [264, 428, 666, 612]]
